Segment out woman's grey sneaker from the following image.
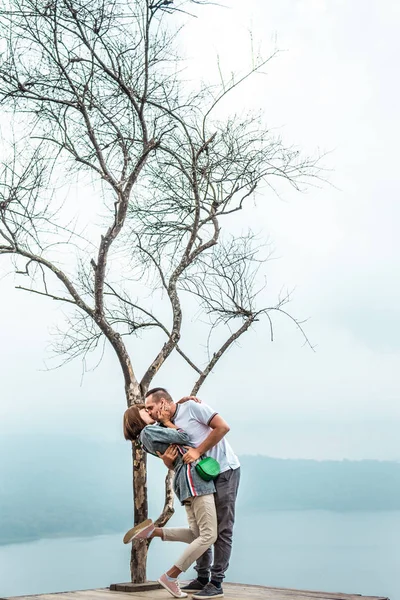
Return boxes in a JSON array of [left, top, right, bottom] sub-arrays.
[[192, 582, 224, 599], [181, 579, 207, 592]]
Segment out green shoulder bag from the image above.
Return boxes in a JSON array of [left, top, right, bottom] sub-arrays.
[[195, 456, 220, 482]]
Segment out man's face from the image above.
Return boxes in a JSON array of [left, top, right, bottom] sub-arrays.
[[145, 395, 163, 421]]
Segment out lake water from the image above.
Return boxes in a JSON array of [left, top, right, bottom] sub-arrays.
[[0, 511, 397, 600]]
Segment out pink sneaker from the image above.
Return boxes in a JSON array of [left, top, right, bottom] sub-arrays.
[[123, 519, 155, 544], [158, 573, 188, 598]]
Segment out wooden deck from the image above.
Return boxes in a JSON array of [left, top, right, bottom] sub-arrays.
[[4, 583, 390, 600]]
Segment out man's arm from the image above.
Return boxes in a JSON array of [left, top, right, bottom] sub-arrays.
[[182, 414, 230, 464]]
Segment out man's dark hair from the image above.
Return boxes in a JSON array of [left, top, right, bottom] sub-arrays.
[[145, 387, 173, 403]]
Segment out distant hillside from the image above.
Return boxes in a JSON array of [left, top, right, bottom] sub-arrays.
[[1, 435, 399, 545]]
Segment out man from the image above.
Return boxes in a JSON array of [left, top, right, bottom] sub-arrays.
[[145, 388, 240, 600]]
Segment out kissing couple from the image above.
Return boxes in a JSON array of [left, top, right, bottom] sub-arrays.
[[123, 388, 240, 599]]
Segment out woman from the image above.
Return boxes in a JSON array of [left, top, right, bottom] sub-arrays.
[[123, 402, 217, 599]]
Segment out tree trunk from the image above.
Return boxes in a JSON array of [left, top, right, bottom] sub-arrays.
[[120, 368, 149, 583], [130, 439, 149, 583]]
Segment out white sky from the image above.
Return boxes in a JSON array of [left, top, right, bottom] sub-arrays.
[[1, 0, 399, 460]]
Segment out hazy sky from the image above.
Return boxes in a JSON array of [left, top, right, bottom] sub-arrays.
[[1, 0, 399, 461]]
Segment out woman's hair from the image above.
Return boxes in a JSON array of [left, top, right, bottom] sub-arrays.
[[123, 403, 147, 441]]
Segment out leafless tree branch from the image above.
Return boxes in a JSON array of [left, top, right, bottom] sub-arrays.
[[0, 0, 322, 582]]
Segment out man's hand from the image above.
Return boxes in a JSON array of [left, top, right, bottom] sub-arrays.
[[183, 447, 201, 464], [156, 444, 178, 469], [177, 396, 202, 405]]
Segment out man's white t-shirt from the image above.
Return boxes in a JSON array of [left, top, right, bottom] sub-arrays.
[[172, 400, 240, 473]]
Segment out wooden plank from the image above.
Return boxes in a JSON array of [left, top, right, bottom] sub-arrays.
[[76, 592, 131, 598], [70, 596, 153, 600], [6, 596, 82, 600], [225, 584, 388, 600], [223, 591, 379, 600], [74, 592, 160, 600], [5, 592, 160, 600], [224, 591, 386, 600], [224, 590, 315, 600], [83, 592, 153, 596], [5, 592, 106, 600], [70, 595, 156, 600], [124, 591, 164, 597]]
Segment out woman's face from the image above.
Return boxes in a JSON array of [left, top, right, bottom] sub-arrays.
[[139, 407, 155, 426]]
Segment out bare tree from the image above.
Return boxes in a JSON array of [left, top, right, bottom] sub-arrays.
[[0, 0, 320, 582]]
